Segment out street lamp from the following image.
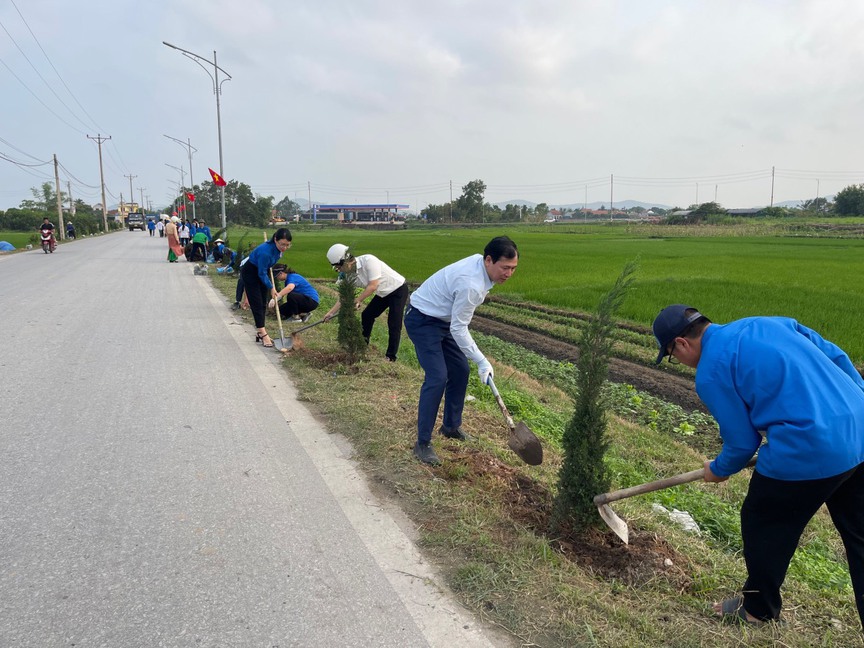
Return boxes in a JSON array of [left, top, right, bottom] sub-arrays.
[[166, 163, 186, 217], [164, 134, 198, 222], [162, 41, 231, 231]]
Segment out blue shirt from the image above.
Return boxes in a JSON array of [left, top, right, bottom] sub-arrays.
[[408, 254, 494, 364], [189, 224, 197, 237], [200, 226, 212, 241], [285, 273, 319, 303], [697, 317, 864, 480], [247, 240, 283, 289]]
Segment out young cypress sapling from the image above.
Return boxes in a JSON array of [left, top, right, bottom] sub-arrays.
[[552, 259, 638, 533]]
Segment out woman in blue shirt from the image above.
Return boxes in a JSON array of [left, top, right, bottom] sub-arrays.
[[240, 228, 292, 347], [653, 304, 864, 629], [269, 265, 319, 322]]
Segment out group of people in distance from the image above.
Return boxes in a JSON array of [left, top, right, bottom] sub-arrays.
[[157, 215, 233, 266], [230, 226, 864, 631]]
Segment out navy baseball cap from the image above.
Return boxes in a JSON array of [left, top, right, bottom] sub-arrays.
[[652, 304, 705, 364]]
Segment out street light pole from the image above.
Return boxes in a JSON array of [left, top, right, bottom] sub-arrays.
[[166, 163, 186, 217], [164, 134, 198, 222], [163, 41, 231, 231]]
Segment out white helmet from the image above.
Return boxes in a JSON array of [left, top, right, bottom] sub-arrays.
[[326, 243, 350, 266]]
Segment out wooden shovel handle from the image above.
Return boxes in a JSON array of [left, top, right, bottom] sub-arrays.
[[487, 377, 516, 430], [593, 457, 757, 506]]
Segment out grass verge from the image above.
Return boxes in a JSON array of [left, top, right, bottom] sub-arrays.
[[211, 271, 861, 647]]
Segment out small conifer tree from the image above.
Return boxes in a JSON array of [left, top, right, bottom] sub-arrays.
[[336, 270, 368, 362], [552, 260, 638, 532]]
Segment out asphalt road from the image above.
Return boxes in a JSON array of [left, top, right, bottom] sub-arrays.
[[0, 232, 503, 648]]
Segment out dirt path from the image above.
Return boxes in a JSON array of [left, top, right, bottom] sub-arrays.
[[472, 315, 706, 413]]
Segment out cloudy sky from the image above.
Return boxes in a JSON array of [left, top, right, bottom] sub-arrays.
[[3, 0, 864, 213]]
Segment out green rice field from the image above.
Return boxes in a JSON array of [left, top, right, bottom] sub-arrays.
[[234, 223, 864, 362]]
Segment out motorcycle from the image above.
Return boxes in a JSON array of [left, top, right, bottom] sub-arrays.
[[40, 230, 56, 254]]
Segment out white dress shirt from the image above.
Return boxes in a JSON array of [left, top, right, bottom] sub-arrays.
[[408, 254, 493, 364], [355, 254, 405, 297]]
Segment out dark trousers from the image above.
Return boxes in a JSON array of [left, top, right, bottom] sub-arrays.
[[190, 242, 207, 262], [241, 262, 270, 329], [404, 305, 469, 445], [279, 294, 319, 319], [235, 275, 246, 303], [149, 229, 155, 237], [361, 283, 409, 360], [740, 462, 864, 629]]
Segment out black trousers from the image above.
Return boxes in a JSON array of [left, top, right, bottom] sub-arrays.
[[240, 262, 270, 329], [278, 294, 318, 319], [740, 462, 864, 629], [360, 283, 409, 360]]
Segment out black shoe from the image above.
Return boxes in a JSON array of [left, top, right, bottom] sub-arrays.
[[439, 425, 471, 441], [231, 302, 240, 310], [413, 442, 441, 465]]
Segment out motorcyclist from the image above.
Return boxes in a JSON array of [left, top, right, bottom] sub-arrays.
[[39, 218, 56, 251]]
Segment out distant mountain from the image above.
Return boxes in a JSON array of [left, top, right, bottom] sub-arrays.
[[492, 199, 673, 211]]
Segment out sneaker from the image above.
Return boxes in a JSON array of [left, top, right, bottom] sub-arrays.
[[439, 425, 471, 441], [300, 312, 313, 323], [412, 442, 441, 466], [231, 302, 240, 310]]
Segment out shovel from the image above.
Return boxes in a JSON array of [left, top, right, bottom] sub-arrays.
[[487, 377, 543, 465], [594, 457, 757, 544], [282, 318, 327, 351], [268, 268, 289, 351]]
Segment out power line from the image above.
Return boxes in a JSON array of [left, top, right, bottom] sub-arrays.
[[8, 0, 106, 134]]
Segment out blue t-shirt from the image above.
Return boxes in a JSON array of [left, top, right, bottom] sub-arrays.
[[697, 317, 864, 480], [285, 273, 319, 303], [247, 240, 283, 289]]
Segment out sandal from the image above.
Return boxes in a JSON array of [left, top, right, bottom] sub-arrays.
[[261, 334, 274, 348], [255, 332, 264, 344], [714, 597, 766, 626]]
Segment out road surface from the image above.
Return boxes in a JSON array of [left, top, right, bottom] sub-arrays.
[[0, 232, 505, 647]]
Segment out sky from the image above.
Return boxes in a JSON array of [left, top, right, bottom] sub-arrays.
[[3, 0, 864, 213]]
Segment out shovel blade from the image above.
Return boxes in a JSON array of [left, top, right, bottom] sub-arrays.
[[597, 503, 629, 544], [274, 336, 291, 351], [507, 422, 543, 465]]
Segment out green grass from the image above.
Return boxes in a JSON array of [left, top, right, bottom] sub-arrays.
[[0, 231, 39, 249], [209, 268, 862, 646], [226, 222, 864, 362]]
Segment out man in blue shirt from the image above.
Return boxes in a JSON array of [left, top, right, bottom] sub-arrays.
[[405, 236, 519, 466], [653, 304, 864, 629]]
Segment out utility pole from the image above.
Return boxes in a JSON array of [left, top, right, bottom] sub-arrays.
[[139, 187, 146, 216], [770, 165, 775, 207], [87, 134, 111, 232], [53, 154, 65, 240], [67, 181, 75, 216], [449, 180, 453, 223], [125, 174, 137, 213], [609, 174, 613, 222]]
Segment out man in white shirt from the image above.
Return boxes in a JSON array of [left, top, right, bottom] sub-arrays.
[[405, 236, 519, 465], [323, 244, 410, 361]]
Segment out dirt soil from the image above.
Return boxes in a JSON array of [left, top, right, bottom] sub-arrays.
[[459, 448, 692, 590], [472, 314, 706, 413]]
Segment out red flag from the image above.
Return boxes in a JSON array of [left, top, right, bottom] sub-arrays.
[[172, 210, 178, 216], [179, 204, 185, 211], [209, 168, 227, 187], [186, 192, 196, 202]]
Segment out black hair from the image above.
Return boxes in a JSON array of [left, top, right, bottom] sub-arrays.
[[272, 228, 292, 243], [483, 236, 518, 263]]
